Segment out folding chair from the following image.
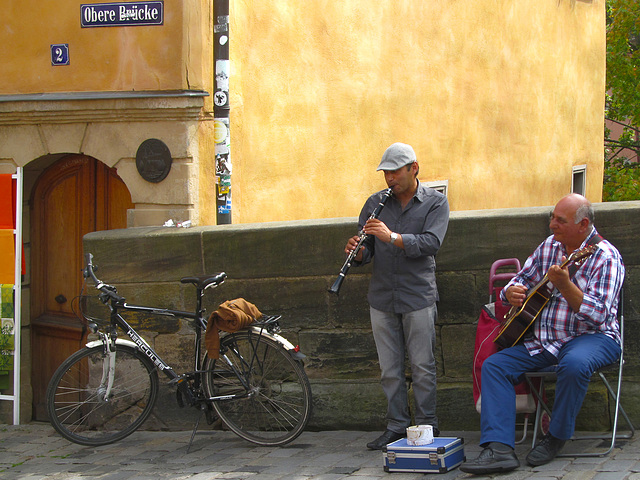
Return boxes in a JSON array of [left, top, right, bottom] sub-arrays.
[[524, 289, 635, 456], [473, 258, 541, 444]]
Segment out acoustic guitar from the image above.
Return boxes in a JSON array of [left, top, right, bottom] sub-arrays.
[[493, 245, 596, 349]]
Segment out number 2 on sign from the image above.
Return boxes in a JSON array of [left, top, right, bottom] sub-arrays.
[[51, 44, 69, 66]]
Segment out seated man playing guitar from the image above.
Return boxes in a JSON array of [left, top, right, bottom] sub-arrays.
[[461, 194, 624, 475]]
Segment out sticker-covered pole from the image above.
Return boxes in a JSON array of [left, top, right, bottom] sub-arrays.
[[214, 0, 231, 224]]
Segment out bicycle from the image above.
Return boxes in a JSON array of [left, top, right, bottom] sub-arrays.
[[45, 253, 312, 449]]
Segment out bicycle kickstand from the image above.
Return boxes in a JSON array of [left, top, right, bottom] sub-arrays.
[[187, 403, 206, 454]]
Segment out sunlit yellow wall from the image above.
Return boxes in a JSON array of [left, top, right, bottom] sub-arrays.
[[2, 1, 605, 225], [229, 0, 605, 223], [2, 1, 212, 107]]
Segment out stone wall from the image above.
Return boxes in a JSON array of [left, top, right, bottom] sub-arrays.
[[82, 201, 640, 433]]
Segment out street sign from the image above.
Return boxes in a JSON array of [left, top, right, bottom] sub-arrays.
[[81, 2, 164, 27]]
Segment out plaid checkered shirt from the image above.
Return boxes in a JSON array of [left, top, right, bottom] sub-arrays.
[[500, 229, 624, 357]]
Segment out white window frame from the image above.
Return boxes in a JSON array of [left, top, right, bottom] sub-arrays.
[[572, 165, 586, 195], [424, 180, 448, 196]]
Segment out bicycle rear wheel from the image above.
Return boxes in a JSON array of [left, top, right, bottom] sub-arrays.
[[203, 331, 312, 446], [46, 344, 159, 446]]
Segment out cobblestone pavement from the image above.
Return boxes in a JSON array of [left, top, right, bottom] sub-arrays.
[[0, 423, 639, 479]]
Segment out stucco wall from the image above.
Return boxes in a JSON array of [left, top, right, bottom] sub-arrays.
[[56, 200, 640, 433], [2, 0, 607, 227], [230, 0, 606, 222], [2, 1, 213, 105]]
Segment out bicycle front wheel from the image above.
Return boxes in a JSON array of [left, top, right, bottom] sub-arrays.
[[203, 331, 312, 446], [46, 344, 159, 446]]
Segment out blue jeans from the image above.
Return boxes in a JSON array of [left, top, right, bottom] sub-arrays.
[[370, 304, 438, 433], [480, 333, 621, 448]]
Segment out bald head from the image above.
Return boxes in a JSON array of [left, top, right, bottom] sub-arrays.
[[557, 194, 594, 228]]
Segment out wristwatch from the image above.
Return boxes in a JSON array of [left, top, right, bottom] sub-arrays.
[[390, 232, 398, 244]]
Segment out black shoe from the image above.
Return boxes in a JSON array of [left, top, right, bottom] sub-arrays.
[[526, 433, 566, 466], [459, 442, 519, 475], [366, 429, 405, 450]]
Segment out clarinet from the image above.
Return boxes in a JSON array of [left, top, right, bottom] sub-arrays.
[[328, 187, 394, 295]]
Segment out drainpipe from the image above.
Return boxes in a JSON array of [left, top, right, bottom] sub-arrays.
[[214, 0, 231, 224]]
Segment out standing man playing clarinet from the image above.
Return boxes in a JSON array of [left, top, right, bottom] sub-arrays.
[[343, 142, 450, 450]]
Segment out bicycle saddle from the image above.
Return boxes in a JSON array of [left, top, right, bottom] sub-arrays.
[[180, 273, 227, 290]]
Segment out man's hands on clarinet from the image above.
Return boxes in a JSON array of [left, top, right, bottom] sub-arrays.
[[344, 219, 401, 261], [345, 235, 365, 262]]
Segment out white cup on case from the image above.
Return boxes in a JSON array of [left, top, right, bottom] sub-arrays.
[[406, 425, 434, 445]]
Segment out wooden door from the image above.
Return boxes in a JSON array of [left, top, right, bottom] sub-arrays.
[[30, 155, 133, 420]]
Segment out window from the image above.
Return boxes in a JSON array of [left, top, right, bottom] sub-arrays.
[[424, 180, 448, 196], [572, 165, 586, 195]]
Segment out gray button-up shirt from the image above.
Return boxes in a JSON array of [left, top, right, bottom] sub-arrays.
[[356, 183, 450, 314]]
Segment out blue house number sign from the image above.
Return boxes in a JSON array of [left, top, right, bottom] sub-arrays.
[[51, 44, 70, 66]]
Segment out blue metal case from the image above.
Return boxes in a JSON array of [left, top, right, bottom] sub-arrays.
[[383, 437, 465, 473]]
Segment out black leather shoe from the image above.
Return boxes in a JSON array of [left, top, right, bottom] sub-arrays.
[[526, 433, 566, 466], [459, 442, 520, 475], [366, 429, 405, 450]]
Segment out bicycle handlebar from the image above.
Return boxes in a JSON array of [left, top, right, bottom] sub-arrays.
[[84, 253, 126, 304]]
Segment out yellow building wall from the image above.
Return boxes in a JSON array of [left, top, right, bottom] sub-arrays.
[[1, 1, 605, 225], [2, 1, 213, 109], [229, 0, 605, 223]]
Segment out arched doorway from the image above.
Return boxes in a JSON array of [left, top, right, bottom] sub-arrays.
[[30, 154, 133, 420]]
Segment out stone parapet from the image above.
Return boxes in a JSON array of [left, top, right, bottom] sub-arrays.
[[83, 201, 640, 432]]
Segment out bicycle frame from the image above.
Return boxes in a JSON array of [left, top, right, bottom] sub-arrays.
[[92, 293, 300, 404], [100, 304, 186, 380]]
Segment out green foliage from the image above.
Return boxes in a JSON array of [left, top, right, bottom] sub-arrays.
[[0, 325, 13, 373], [604, 118, 639, 200], [604, 0, 640, 201], [603, 156, 640, 201], [606, 0, 640, 126]]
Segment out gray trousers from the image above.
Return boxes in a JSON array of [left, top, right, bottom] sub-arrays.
[[370, 304, 438, 434]]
